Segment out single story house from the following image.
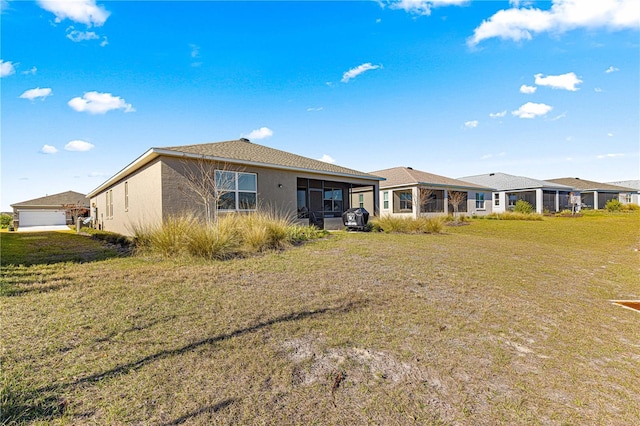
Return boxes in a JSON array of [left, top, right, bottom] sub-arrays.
[[606, 180, 639, 205], [358, 167, 495, 218], [458, 172, 575, 214], [86, 138, 383, 235], [10, 190, 89, 228], [546, 177, 633, 209]]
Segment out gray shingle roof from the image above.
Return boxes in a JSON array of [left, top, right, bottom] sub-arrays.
[[161, 139, 380, 179], [458, 172, 574, 191], [11, 191, 89, 208], [606, 180, 640, 191], [546, 177, 632, 192], [372, 167, 493, 190]]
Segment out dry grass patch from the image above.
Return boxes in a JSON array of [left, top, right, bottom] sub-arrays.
[[1, 213, 639, 424]]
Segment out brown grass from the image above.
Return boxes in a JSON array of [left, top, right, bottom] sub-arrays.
[[1, 213, 639, 424]]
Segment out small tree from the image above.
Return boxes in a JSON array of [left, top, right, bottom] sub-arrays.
[[415, 187, 435, 215], [447, 190, 467, 221], [0, 213, 12, 229], [181, 157, 239, 226], [514, 199, 534, 214], [62, 203, 88, 224]]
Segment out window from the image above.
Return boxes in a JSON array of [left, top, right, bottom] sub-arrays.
[[476, 192, 485, 209], [105, 192, 109, 218], [323, 187, 343, 213], [383, 191, 389, 209], [395, 190, 412, 212], [494, 193, 500, 206], [358, 194, 364, 208], [124, 181, 129, 211], [215, 171, 257, 211], [109, 190, 113, 218]]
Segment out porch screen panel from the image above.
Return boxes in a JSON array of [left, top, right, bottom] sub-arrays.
[[542, 190, 556, 212]]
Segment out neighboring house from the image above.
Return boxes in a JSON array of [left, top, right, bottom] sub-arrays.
[[86, 138, 383, 235], [606, 180, 640, 205], [10, 190, 89, 228], [362, 167, 494, 218], [458, 172, 574, 214], [546, 177, 634, 209]]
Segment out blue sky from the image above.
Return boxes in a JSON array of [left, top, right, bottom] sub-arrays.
[[1, 0, 638, 211]]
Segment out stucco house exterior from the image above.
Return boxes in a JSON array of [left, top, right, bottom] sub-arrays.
[[10, 190, 89, 228], [458, 172, 575, 214], [606, 180, 639, 205], [86, 139, 383, 235], [546, 177, 633, 209], [360, 167, 494, 218]]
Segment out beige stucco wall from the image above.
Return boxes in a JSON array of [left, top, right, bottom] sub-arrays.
[[90, 159, 163, 236], [90, 155, 380, 235], [160, 157, 300, 220]]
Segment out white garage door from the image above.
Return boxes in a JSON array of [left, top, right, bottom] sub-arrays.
[[19, 210, 67, 226]]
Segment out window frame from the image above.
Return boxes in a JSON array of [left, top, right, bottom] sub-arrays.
[[383, 191, 389, 210], [215, 170, 258, 212], [475, 192, 485, 210]]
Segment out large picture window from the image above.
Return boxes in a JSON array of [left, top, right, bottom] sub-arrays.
[[215, 171, 257, 211]]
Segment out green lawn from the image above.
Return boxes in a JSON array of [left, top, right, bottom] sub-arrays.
[[1, 214, 639, 424]]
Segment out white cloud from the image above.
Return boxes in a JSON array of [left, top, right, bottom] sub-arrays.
[[512, 102, 553, 118], [22, 66, 37, 75], [319, 154, 336, 164], [65, 140, 95, 152], [464, 120, 478, 128], [605, 66, 620, 73], [341, 63, 381, 83], [100, 36, 108, 47], [244, 127, 273, 140], [19, 87, 53, 101], [0, 60, 16, 77], [520, 84, 537, 94], [36, 0, 110, 26], [534, 72, 582, 91], [41, 144, 58, 154], [385, 0, 469, 16], [594, 87, 603, 92], [189, 44, 200, 58], [608, 132, 614, 137], [66, 27, 99, 42], [550, 112, 567, 121], [306, 107, 324, 112], [489, 110, 507, 118], [468, 0, 640, 46], [596, 153, 624, 159], [481, 152, 506, 160], [68, 91, 135, 114]]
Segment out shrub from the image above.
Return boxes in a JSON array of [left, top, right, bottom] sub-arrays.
[[131, 212, 325, 259], [481, 212, 543, 221], [513, 200, 534, 214], [605, 199, 623, 212], [0, 213, 12, 229], [370, 215, 444, 234], [623, 203, 639, 211]]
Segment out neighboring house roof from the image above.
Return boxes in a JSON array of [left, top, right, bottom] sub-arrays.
[[458, 172, 574, 191], [10, 190, 89, 208], [88, 139, 383, 198], [372, 167, 494, 191], [606, 180, 640, 191], [546, 177, 632, 192]]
